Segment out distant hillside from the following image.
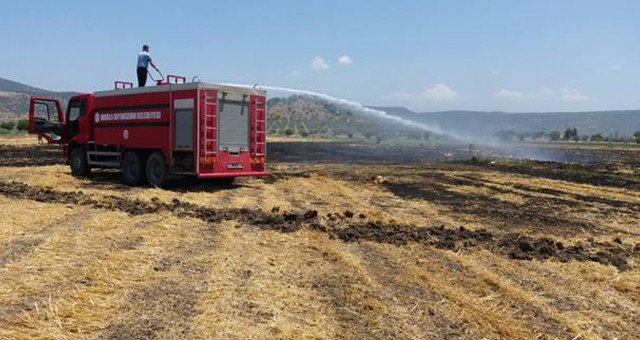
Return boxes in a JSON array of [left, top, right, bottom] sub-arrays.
[[0, 77, 74, 119], [0, 78, 54, 94], [268, 97, 640, 139], [374, 107, 640, 138], [267, 96, 412, 138], [3, 76, 640, 138]]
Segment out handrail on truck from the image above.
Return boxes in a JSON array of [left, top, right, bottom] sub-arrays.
[[167, 75, 186, 84], [114, 81, 133, 90]]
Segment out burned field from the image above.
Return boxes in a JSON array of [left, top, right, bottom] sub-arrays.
[[0, 139, 639, 339]]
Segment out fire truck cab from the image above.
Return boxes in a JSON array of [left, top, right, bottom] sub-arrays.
[[29, 79, 268, 186]]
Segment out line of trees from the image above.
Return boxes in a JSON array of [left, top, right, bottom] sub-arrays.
[[495, 127, 640, 143], [0, 119, 29, 133]]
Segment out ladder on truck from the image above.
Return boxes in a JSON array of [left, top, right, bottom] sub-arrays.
[[254, 96, 266, 158], [202, 94, 217, 163]]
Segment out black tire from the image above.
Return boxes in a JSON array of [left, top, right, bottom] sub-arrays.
[[121, 151, 145, 186], [146, 151, 168, 187], [69, 146, 91, 177]]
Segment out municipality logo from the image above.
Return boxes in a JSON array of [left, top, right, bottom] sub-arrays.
[[94, 113, 101, 123]]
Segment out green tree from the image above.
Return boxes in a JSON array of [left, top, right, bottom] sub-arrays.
[[284, 129, 294, 136], [563, 128, 578, 141], [549, 130, 561, 141], [590, 133, 604, 142], [17, 119, 29, 131], [634, 131, 640, 144], [300, 130, 310, 137], [0, 121, 15, 130]]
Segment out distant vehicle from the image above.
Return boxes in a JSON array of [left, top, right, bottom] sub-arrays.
[[29, 76, 268, 186]]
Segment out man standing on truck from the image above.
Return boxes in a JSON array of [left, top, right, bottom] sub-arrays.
[[136, 45, 160, 87]]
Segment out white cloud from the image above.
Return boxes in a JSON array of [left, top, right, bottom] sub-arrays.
[[423, 84, 459, 100], [561, 88, 589, 102], [494, 89, 525, 98], [539, 87, 555, 96], [338, 56, 353, 65], [491, 70, 500, 76], [310, 56, 329, 71], [604, 65, 622, 72], [382, 84, 459, 103]]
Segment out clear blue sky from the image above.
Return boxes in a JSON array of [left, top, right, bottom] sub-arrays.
[[1, 0, 638, 112]]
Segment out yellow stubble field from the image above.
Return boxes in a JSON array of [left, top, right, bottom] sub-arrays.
[[0, 135, 638, 339]]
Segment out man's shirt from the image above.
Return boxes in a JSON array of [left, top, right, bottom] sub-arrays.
[[137, 52, 152, 68]]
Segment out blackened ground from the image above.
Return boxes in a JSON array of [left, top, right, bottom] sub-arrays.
[[2, 141, 640, 167], [0, 180, 637, 271], [268, 142, 640, 165], [267, 142, 472, 164], [0, 144, 61, 167]]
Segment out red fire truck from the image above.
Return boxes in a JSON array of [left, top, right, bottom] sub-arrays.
[[28, 77, 268, 186]]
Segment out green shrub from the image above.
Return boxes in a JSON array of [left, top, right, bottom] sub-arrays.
[[0, 121, 16, 130], [17, 119, 29, 131]]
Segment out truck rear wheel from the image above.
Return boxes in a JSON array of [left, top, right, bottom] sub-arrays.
[[121, 151, 145, 186], [146, 151, 168, 187], [70, 146, 91, 177]]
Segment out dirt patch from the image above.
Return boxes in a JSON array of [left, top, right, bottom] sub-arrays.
[[0, 237, 44, 267], [98, 279, 202, 340], [261, 169, 312, 184], [100, 223, 216, 339], [0, 181, 314, 231], [497, 233, 635, 271], [108, 236, 144, 251], [332, 223, 639, 271]]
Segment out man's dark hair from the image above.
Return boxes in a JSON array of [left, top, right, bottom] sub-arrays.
[[142, 45, 149, 52]]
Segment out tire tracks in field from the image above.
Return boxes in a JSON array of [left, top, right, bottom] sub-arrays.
[[328, 166, 640, 236], [0, 215, 154, 327], [454, 173, 640, 214], [354, 243, 575, 339], [467, 254, 640, 338], [0, 180, 638, 271], [382, 177, 599, 237], [98, 224, 217, 340], [473, 161, 640, 191], [0, 212, 90, 269], [448, 173, 640, 237], [0, 215, 213, 337]]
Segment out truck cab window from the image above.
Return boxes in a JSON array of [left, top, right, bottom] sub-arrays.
[[68, 99, 86, 121], [34, 101, 60, 123]]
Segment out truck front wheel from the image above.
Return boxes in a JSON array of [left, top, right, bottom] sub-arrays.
[[121, 151, 145, 186], [146, 151, 168, 187], [70, 146, 91, 177]]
